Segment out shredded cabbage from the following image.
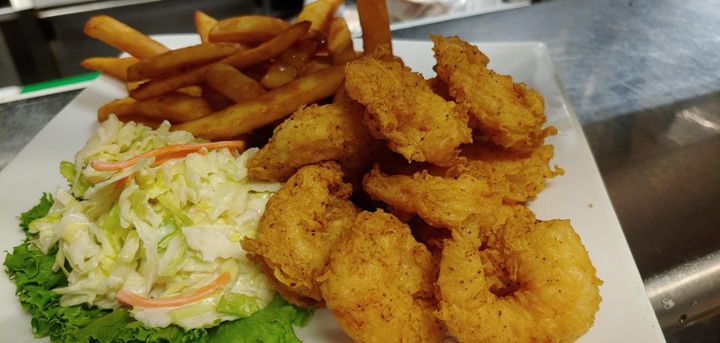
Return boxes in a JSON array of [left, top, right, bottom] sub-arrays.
[[29, 116, 281, 329]]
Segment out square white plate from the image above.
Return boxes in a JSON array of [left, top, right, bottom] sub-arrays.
[[0, 36, 665, 342]]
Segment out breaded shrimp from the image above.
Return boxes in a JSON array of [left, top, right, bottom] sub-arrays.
[[241, 161, 357, 306], [450, 139, 565, 204], [247, 100, 380, 182], [344, 45, 472, 167], [432, 35, 554, 152], [318, 210, 445, 343], [435, 205, 602, 343], [362, 165, 502, 232]]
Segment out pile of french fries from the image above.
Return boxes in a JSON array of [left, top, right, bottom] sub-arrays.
[[81, 0, 392, 141]]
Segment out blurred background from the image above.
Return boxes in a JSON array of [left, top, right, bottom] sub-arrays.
[[0, 0, 303, 89], [0, 0, 527, 91]]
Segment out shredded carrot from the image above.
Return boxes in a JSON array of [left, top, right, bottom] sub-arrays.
[[152, 150, 199, 166], [115, 175, 131, 189], [90, 140, 246, 171], [117, 272, 232, 308]]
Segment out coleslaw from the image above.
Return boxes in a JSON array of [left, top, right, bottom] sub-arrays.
[[5, 116, 309, 340]]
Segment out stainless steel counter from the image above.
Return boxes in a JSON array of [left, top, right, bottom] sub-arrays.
[[1, 0, 719, 341], [393, 0, 720, 126]]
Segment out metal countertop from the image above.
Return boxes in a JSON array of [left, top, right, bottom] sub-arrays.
[[393, 0, 720, 126], [1, 0, 719, 341]]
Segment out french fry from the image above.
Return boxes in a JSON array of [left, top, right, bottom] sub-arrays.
[[194, 10, 218, 43], [173, 66, 345, 140], [132, 93, 214, 123], [116, 114, 164, 129], [260, 38, 319, 89], [242, 60, 273, 82], [130, 21, 311, 100], [298, 58, 331, 77], [176, 86, 203, 98], [127, 81, 141, 94], [327, 17, 356, 66], [98, 97, 137, 122], [326, 17, 356, 103], [222, 21, 311, 69], [81, 56, 139, 81], [83, 15, 169, 59], [356, 0, 392, 54], [98, 98, 164, 128], [130, 67, 207, 101], [209, 15, 291, 45], [295, 0, 343, 35], [201, 84, 235, 110], [206, 63, 267, 103], [98, 94, 213, 123], [126, 43, 245, 81]]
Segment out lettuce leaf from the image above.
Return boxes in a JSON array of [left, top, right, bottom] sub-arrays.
[[19, 193, 53, 233], [4, 195, 313, 343], [208, 296, 314, 343], [75, 309, 208, 343], [5, 194, 109, 341]]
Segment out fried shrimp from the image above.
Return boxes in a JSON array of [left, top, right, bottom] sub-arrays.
[[362, 165, 502, 231], [247, 100, 380, 182], [344, 45, 472, 167], [450, 140, 564, 204], [435, 205, 602, 343], [432, 35, 554, 152], [318, 210, 445, 343], [241, 161, 357, 306]]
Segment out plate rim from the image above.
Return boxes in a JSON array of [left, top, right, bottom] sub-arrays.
[[0, 36, 665, 342]]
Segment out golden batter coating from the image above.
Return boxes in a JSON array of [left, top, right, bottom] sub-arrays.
[[362, 165, 503, 232], [344, 45, 472, 167], [318, 210, 445, 343], [248, 100, 379, 182], [451, 139, 565, 204], [435, 205, 602, 343], [241, 161, 357, 306], [432, 35, 554, 152]]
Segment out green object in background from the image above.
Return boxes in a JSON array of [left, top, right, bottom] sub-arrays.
[[20, 72, 99, 94]]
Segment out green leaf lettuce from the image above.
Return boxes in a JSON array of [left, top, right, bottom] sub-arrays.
[[4, 194, 313, 343]]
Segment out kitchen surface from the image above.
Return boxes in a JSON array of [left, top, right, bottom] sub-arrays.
[[1, 0, 720, 341]]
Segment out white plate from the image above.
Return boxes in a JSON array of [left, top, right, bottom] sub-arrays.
[[0, 36, 664, 342]]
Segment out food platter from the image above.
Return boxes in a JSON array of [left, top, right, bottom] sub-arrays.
[[0, 36, 665, 342]]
